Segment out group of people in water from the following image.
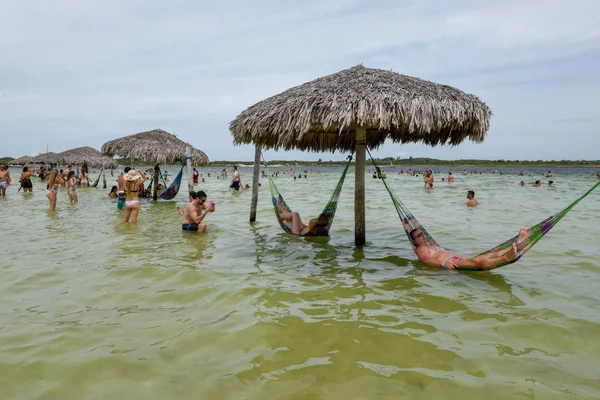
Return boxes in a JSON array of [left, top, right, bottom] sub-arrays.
[[3, 163, 599, 270]]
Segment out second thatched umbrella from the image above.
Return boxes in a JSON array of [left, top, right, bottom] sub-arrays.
[[230, 64, 492, 246], [31, 152, 62, 166], [57, 146, 118, 169], [101, 129, 209, 199], [9, 155, 34, 166]]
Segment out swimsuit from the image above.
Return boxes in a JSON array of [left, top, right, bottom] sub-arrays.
[[440, 255, 465, 268], [182, 223, 200, 231], [117, 191, 125, 209], [125, 200, 140, 208], [230, 181, 240, 190], [0, 181, 7, 189], [46, 184, 59, 194], [21, 178, 32, 188]]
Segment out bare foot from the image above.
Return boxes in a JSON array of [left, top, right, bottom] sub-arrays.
[[517, 227, 529, 243], [506, 243, 518, 260]]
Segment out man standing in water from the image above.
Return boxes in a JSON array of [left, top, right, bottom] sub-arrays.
[[117, 167, 131, 209], [230, 165, 241, 191], [0, 165, 11, 195], [410, 228, 529, 270], [0, 165, 10, 196], [466, 190, 478, 207]]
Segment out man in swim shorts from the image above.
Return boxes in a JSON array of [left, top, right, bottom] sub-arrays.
[[116, 167, 131, 209], [409, 228, 529, 270], [0, 165, 11, 196], [182, 190, 213, 233], [230, 165, 241, 191]]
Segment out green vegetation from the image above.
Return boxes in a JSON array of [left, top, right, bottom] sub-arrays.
[[0, 157, 15, 165]]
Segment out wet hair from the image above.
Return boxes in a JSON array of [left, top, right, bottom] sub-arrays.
[[233, 165, 238, 170], [59, 169, 64, 173], [67, 170, 76, 179], [549, 180, 554, 185], [23, 166, 29, 172], [197, 190, 207, 199], [468, 190, 475, 197], [124, 167, 131, 173], [110, 185, 118, 193]]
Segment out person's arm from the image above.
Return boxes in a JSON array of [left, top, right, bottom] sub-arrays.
[[191, 205, 208, 224], [203, 201, 216, 213], [138, 171, 147, 185]]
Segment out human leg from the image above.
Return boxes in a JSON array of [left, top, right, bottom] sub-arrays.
[[47, 192, 57, 210], [124, 205, 132, 222], [130, 202, 141, 223]]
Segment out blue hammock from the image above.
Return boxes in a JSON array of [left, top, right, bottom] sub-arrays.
[[158, 158, 190, 200]]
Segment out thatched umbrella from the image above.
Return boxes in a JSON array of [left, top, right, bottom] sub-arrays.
[[31, 152, 62, 166], [230, 65, 492, 246], [101, 129, 209, 199], [57, 146, 118, 169], [9, 155, 33, 166]]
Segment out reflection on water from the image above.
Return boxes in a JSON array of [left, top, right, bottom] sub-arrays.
[[1, 166, 600, 398]]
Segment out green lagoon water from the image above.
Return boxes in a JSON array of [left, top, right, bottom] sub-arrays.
[[1, 166, 599, 399]]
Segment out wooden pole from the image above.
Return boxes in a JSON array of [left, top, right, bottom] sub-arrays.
[[102, 169, 107, 188], [250, 145, 261, 222], [153, 164, 159, 201], [355, 127, 366, 246], [185, 147, 193, 194]]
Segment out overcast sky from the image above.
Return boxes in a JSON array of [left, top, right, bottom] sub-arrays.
[[1, 0, 599, 161]]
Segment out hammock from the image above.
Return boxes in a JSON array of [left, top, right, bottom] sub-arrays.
[[91, 168, 103, 187], [369, 153, 600, 270], [266, 155, 353, 236], [157, 157, 190, 200]]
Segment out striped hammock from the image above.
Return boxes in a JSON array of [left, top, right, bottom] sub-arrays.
[[370, 158, 600, 270], [157, 157, 191, 200], [266, 155, 353, 236]]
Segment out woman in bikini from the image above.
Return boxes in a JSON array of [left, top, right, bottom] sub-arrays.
[[46, 169, 65, 210], [66, 170, 78, 203], [424, 171, 434, 189], [80, 164, 89, 187], [276, 198, 318, 235], [108, 186, 118, 199], [123, 169, 147, 223], [20, 166, 34, 193]]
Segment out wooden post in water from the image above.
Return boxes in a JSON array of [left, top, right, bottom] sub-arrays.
[[186, 147, 193, 194], [355, 127, 366, 246], [250, 145, 261, 222], [153, 163, 160, 201], [102, 169, 107, 188]]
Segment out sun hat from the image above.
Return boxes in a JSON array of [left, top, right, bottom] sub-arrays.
[[124, 170, 142, 182]]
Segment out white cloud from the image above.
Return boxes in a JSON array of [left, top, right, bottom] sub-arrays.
[[1, 0, 600, 160]]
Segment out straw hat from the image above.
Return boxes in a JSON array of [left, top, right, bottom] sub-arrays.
[[124, 170, 142, 182]]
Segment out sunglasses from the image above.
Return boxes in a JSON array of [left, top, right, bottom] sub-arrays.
[[199, 199, 206, 204], [414, 232, 425, 239]]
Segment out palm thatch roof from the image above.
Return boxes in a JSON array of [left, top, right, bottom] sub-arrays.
[[230, 65, 492, 152], [57, 146, 118, 169], [31, 152, 62, 165], [9, 155, 34, 166], [101, 129, 209, 166]]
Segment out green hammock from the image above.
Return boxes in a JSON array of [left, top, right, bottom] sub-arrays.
[[156, 158, 190, 200], [265, 155, 353, 236], [369, 154, 600, 270]]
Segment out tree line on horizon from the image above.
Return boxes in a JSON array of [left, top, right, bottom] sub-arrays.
[[1, 155, 599, 167]]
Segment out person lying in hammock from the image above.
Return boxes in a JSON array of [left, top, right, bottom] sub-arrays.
[[409, 228, 530, 270], [277, 199, 318, 236]]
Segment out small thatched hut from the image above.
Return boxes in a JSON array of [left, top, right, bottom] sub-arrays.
[[58, 146, 118, 169], [31, 152, 62, 166], [9, 156, 33, 166], [230, 65, 492, 245], [101, 129, 209, 199]]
